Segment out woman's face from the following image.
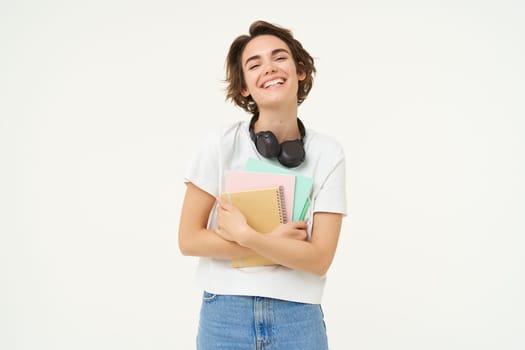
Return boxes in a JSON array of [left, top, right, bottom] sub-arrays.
[[240, 35, 305, 111]]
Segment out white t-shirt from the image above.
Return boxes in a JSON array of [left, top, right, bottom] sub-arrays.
[[184, 120, 347, 304]]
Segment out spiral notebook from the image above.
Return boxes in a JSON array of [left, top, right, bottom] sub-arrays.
[[220, 186, 286, 267], [224, 170, 295, 223]]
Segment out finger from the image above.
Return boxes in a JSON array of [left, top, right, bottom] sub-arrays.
[[291, 221, 307, 229], [294, 230, 308, 241], [216, 197, 235, 211]]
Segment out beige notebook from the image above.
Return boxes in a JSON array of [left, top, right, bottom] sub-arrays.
[[220, 186, 286, 268]]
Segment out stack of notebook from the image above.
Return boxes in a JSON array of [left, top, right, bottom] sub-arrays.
[[221, 158, 313, 268]]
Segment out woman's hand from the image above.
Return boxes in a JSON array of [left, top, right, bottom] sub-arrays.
[[215, 197, 253, 244], [216, 195, 308, 244], [267, 221, 308, 241]]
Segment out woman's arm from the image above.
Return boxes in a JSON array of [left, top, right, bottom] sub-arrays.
[[179, 182, 308, 259], [178, 182, 255, 259], [216, 198, 343, 276]]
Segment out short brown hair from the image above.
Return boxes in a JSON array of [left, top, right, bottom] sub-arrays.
[[225, 20, 316, 114]]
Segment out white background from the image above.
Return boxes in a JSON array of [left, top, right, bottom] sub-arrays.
[[1, 1, 524, 349]]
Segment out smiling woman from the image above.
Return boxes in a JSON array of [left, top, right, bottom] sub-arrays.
[[239, 35, 306, 116], [225, 21, 316, 115], [178, 20, 347, 350]]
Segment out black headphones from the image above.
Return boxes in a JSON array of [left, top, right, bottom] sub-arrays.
[[249, 113, 306, 168]]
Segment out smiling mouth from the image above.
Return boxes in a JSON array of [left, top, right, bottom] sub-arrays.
[[263, 78, 285, 88]]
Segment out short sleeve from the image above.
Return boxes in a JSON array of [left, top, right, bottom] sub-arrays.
[[184, 128, 221, 197], [312, 150, 347, 216]]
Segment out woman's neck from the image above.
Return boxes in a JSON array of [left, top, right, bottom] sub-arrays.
[[255, 105, 301, 143]]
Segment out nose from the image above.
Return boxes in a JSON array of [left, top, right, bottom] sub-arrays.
[[264, 62, 277, 75]]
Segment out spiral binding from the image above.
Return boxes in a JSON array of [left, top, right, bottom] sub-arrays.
[[277, 185, 288, 224]]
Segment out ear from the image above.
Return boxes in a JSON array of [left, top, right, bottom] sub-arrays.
[[240, 88, 250, 97], [297, 62, 307, 81]]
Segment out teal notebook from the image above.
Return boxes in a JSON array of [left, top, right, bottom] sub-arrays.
[[245, 158, 313, 221]]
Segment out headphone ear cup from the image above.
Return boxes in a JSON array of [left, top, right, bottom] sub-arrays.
[[278, 140, 305, 168], [255, 131, 281, 158]]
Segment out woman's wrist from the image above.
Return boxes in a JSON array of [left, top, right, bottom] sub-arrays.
[[236, 226, 258, 248]]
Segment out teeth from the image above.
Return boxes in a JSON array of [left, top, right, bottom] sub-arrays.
[[263, 79, 284, 88]]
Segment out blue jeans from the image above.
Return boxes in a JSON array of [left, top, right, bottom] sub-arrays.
[[196, 291, 329, 350]]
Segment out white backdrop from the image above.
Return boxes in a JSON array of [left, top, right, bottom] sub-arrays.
[[1, 1, 524, 349]]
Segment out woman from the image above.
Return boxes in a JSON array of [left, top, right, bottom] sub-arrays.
[[179, 20, 347, 350]]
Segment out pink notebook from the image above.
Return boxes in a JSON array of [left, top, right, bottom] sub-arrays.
[[224, 170, 295, 223]]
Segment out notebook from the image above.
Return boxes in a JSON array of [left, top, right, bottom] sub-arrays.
[[245, 158, 314, 221], [224, 170, 295, 223], [220, 186, 286, 267]]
